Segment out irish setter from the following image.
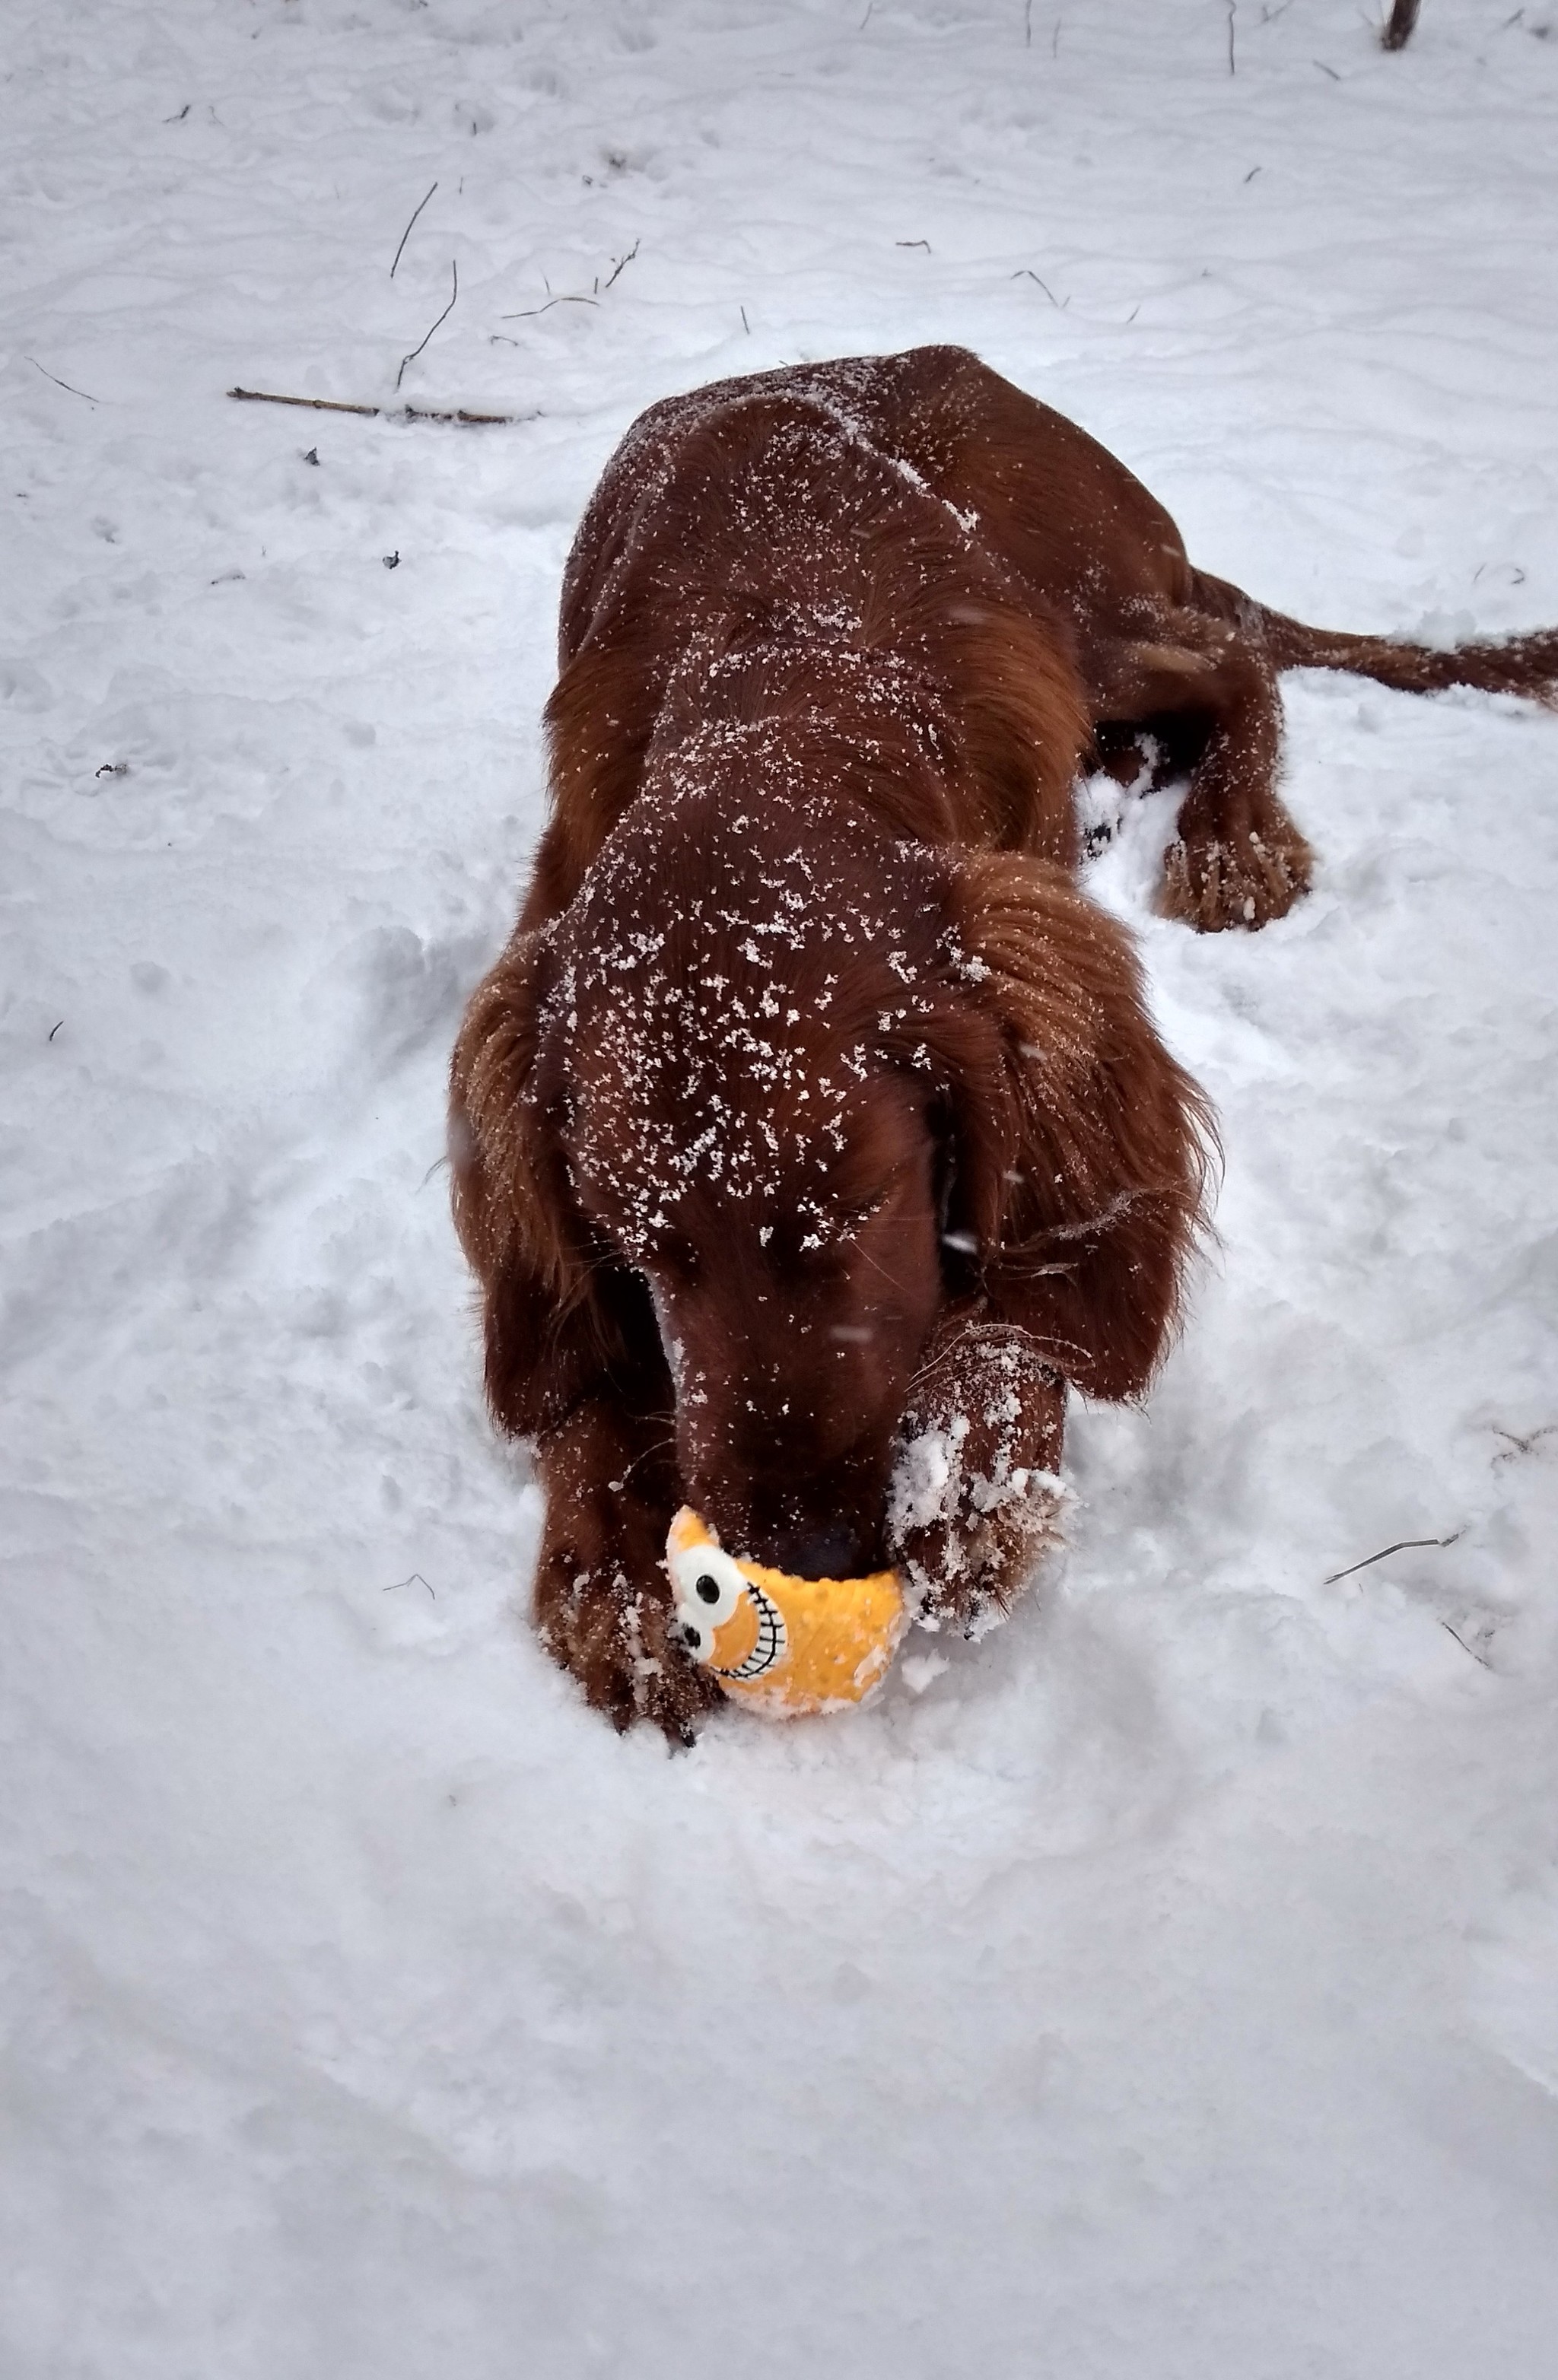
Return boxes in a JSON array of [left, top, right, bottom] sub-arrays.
[[450, 345, 1557, 1740]]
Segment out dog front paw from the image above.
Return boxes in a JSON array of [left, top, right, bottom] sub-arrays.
[[1161, 817, 1312, 932], [538, 1554, 723, 1744], [888, 1327, 1067, 1632], [532, 1397, 722, 1743]]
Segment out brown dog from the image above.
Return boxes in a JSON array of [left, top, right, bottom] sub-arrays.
[[450, 345, 1556, 1739]]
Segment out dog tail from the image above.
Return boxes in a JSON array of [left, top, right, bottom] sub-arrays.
[[1191, 567, 1558, 706]]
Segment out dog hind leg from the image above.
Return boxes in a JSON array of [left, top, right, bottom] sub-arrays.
[[1089, 617, 1313, 931]]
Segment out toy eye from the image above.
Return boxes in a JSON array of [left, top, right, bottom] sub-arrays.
[[667, 1537, 745, 1634]]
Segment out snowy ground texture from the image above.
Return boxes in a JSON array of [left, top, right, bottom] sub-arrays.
[[5, 1, 1558, 2372]]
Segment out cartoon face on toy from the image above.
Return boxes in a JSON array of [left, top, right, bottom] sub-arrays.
[[665, 1507, 906, 1717]]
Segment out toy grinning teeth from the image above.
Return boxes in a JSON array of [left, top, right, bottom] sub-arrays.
[[717, 1575, 787, 1680], [665, 1506, 906, 1717]]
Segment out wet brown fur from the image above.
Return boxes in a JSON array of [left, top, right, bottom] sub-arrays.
[[452, 345, 1557, 1737]]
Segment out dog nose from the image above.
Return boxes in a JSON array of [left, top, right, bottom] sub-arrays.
[[765, 1520, 872, 1580]]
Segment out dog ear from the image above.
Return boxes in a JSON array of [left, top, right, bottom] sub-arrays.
[[926, 850, 1217, 1401], [449, 928, 607, 1438]]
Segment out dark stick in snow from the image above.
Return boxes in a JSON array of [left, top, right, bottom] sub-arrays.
[[227, 386, 522, 425], [390, 180, 438, 278], [1324, 1529, 1463, 1587], [600, 237, 641, 290], [396, 259, 458, 389], [1382, 0, 1421, 49], [1440, 1621, 1491, 1667], [498, 292, 597, 320], [26, 357, 101, 402]]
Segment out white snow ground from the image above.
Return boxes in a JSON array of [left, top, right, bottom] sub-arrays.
[[4, 1, 1558, 2372]]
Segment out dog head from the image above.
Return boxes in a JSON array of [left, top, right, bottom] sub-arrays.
[[451, 781, 1212, 1574]]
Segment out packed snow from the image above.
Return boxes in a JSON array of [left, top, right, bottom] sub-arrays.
[[4, 2, 1557, 2373]]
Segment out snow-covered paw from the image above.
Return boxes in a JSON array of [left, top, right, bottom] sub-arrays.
[[536, 1549, 723, 1744], [887, 1326, 1067, 1632], [1161, 818, 1312, 932]]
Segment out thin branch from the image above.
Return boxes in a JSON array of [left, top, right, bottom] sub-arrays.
[[396, 259, 459, 389], [1324, 1529, 1464, 1587], [1227, 0, 1237, 72], [227, 386, 521, 425], [1492, 1422, 1557, 1464], [1440, 1619, 1491, 1668], [601, 236, 641, 290], [231, 386, 378, 418], [498, 291, 598, 321], [390, 180, 438, 278], [26, 356, 101, 403], [1381, 0, 1421, 49], [1012, 267, 1063, 305], [384, 1571, 437, 1600]]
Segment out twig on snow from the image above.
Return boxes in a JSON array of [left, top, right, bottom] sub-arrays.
[[1024, 0, 1033, 45], [48, 1020, 64, 1041], [1227, 0, 1237, 72], [897, 238, 931, 251], [1492, 1422, 1558, 1464], [741, 304, 751, 333], [227, 386, 521, 425], [1440, 1620, 1491, 1667], [1013, 267, 1064, 305], [396, 259, 459, 389], [497, 239, 637, 328], [231, 387, 378, 418], [1381, 0, 1421, 49], [390, 180, 438, 278], [1313, 56, 1341, 76], [385, 1571, 437, 1600], [1324, 1529, 1464, 1587], [600, 236, 641, 291], [499, 291, 598, 320], [26, 357, 101, 403]]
